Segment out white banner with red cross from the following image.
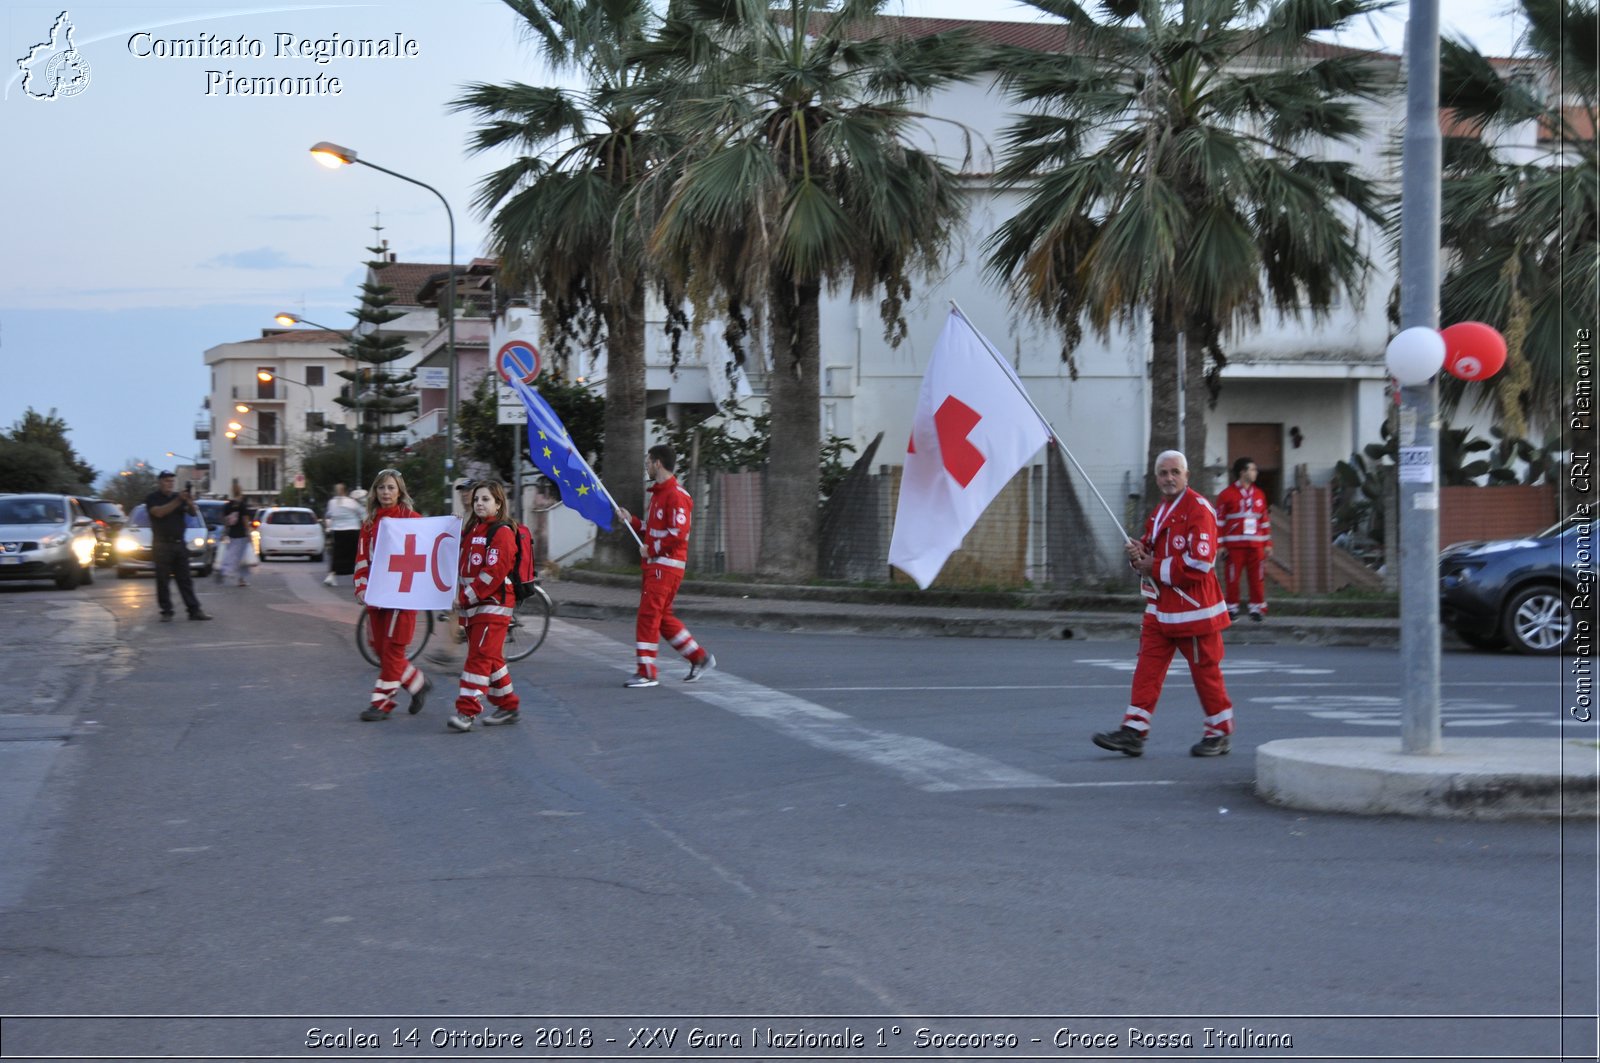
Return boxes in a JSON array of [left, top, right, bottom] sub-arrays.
[[363, 516, 460, 609]]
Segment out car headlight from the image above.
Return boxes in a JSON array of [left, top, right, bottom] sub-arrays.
[[38, 532, 67, 548], [1440, 561, 1485, 587], [189, 535, 207, 549], [72, 539, 95, 564], [116, 535, 141, 554]]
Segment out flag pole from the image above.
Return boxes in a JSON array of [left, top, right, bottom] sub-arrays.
[[949, 301, 1133, 544], [507, 375, 646, 551]]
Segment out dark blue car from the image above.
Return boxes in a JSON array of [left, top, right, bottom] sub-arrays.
[[1438, 516, 1594, 655]]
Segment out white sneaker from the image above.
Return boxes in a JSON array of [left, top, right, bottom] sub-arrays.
[[322, 574, 336, 587], [625, 675, 659, 689], [684, 653, 716, 682], [446, 713, 473, 732]]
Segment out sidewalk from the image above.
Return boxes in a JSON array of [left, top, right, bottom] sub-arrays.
[[550, 569, 1597, 821]]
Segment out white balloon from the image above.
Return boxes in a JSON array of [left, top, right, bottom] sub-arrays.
[[1385, 327, 1445, 386]]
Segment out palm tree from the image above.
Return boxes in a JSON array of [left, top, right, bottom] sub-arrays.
[[451, 0, 671, 563], [985, 0, 1389, 504], [1437, 0, 1597, 440], [634, 0, 982, 581]]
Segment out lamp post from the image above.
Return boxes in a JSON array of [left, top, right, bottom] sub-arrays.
[[309, 141, 457, 498], [274, 312, 366, 490]]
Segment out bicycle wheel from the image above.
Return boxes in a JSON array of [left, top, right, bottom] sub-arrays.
[[355, 609, 435, 666], [503, 586, 552, 662]]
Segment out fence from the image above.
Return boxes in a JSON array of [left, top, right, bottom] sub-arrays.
[[684, 442, 1140, 588], [678, 452, 1564, 593]]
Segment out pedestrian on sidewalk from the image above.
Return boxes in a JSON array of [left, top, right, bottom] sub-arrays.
[[144, 472, 211, 622], [614, 444, 714, 688], [446, 480, 521, 733], [217, 485, 254, 586], [353, 469, 432, 722], [1093, 450, 1234, 758], [323, 482, 364, 588], [1216, 456, 1272, 621]]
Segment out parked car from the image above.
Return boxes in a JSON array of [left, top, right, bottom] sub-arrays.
[[115, 504, 216, 578], [253, 506, 326, 561], [73, 496, 128, 567], [0, 494, 97, 589], [1439, 515, 1593, 655]]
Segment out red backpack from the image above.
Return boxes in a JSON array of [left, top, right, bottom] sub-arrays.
[[488, 520, 537, 601]]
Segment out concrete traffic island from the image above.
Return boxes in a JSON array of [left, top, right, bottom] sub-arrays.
[[1256, 737, 1599, 819]]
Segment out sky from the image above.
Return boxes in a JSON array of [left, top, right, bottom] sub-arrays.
[[0, 0, 1526, 486]]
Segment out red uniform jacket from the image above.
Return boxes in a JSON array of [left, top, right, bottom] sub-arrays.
[[1136, 487, 1231, 636], [628, 476, 692, 570], [353, 505, 420, 598], [1216, 481, 1271, 548], [458, 521, 517, 620]]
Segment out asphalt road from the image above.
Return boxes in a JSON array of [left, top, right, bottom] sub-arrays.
[[0, 564, 1594, 1062]]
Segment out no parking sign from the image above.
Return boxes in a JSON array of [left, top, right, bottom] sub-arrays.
[[496, 340, 541, 385]]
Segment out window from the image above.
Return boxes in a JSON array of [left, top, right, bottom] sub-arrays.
[[306, 411, 327, 432], [256, 368, 278, 399], [257, 411, 279, 445], [266, 509, 318, 525], [257, 459, 279, 492], [306, 365, 325, 387]]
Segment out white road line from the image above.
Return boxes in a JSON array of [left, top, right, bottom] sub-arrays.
[[545, 622, 1071, 793], [787, 681, 1560, 692]]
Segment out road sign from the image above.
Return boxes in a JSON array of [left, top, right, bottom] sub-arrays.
[[496, 382, 528, 426], [496, 341, 541, 385], [415, 367, 449, 389], [293, 473, 306, 489]]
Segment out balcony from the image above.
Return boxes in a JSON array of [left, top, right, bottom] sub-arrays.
[[401, 408, 445, 447]]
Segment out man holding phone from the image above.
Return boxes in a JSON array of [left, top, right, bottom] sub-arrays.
[[144, 471, 211, 622]]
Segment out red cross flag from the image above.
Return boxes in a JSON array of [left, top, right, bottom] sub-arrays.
[[888, 309, 1051, 589], [363, 516, 460, 610]]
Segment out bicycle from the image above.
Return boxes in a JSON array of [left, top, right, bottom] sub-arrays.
[[503, 580, 554, 662], [354, 581, 551, 667], [355, 607, 435, 666]]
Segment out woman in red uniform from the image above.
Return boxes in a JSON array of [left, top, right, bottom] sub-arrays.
[[353, 469, 432, 721], [446, 480, 521, 733]]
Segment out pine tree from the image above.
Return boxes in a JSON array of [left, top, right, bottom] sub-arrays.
[[332, 226, 418, 451]]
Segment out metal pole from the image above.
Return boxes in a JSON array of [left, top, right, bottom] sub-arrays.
[[1398, 0, 1443, 755], [352, 157, 457, 501]]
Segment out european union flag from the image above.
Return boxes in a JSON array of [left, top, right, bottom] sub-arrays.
[[508, 377, 614, 531]]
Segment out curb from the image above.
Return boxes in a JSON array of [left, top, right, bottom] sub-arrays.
[[1255, 738, 1600, 819]]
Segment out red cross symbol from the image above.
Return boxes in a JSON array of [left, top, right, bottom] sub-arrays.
[[387, 533, 428, 592], [934, 395, 986, 487]]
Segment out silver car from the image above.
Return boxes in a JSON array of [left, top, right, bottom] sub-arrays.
[[115, 504, 216, 578], [0, 494, 97, 589]]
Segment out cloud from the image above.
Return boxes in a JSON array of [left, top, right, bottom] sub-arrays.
[[200, 248, 313, 271]]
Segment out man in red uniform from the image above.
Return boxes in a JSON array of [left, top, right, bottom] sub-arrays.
[[614, 444, 714, 688], [1216, 455, 1272, 621], [1093, 450, 1235, 758]]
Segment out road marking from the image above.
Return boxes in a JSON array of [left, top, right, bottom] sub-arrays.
[[1253, 694, 1574, 728], [545, 622, 1071, 793]]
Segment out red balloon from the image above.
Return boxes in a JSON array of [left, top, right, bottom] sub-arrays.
[[1441, 321, 1507, 381]]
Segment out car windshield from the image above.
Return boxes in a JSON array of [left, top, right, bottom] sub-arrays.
[[1536, 515, 1586, 538], [266, 510, 317, 525], [84, 501, 125, 522], [0, 498, 65, 525], [128, 505, 206, 531]]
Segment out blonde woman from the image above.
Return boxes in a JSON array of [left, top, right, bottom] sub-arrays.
[[352, 469, 432, 721]]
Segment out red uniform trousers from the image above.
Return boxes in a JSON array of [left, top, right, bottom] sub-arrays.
[[1122, 614, 1235, 739], [365, 606, 427, 714], [634, 565, 708, 680], [455, 617, 518, 718], [1224, 544, 1268, 615]]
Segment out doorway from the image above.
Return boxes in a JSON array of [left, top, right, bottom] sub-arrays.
[[1226, 423, 1284, 505]]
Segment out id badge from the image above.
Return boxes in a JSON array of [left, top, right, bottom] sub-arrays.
[[1140, 576, 1159, 600], [1243, 516, 1258, 535]]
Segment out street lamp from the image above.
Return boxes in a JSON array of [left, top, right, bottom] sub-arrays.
[[308, 140, 457, 496], [273, 311, 365, 490]]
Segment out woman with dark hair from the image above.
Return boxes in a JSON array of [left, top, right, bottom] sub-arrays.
[[446, 480, 521, 732]]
